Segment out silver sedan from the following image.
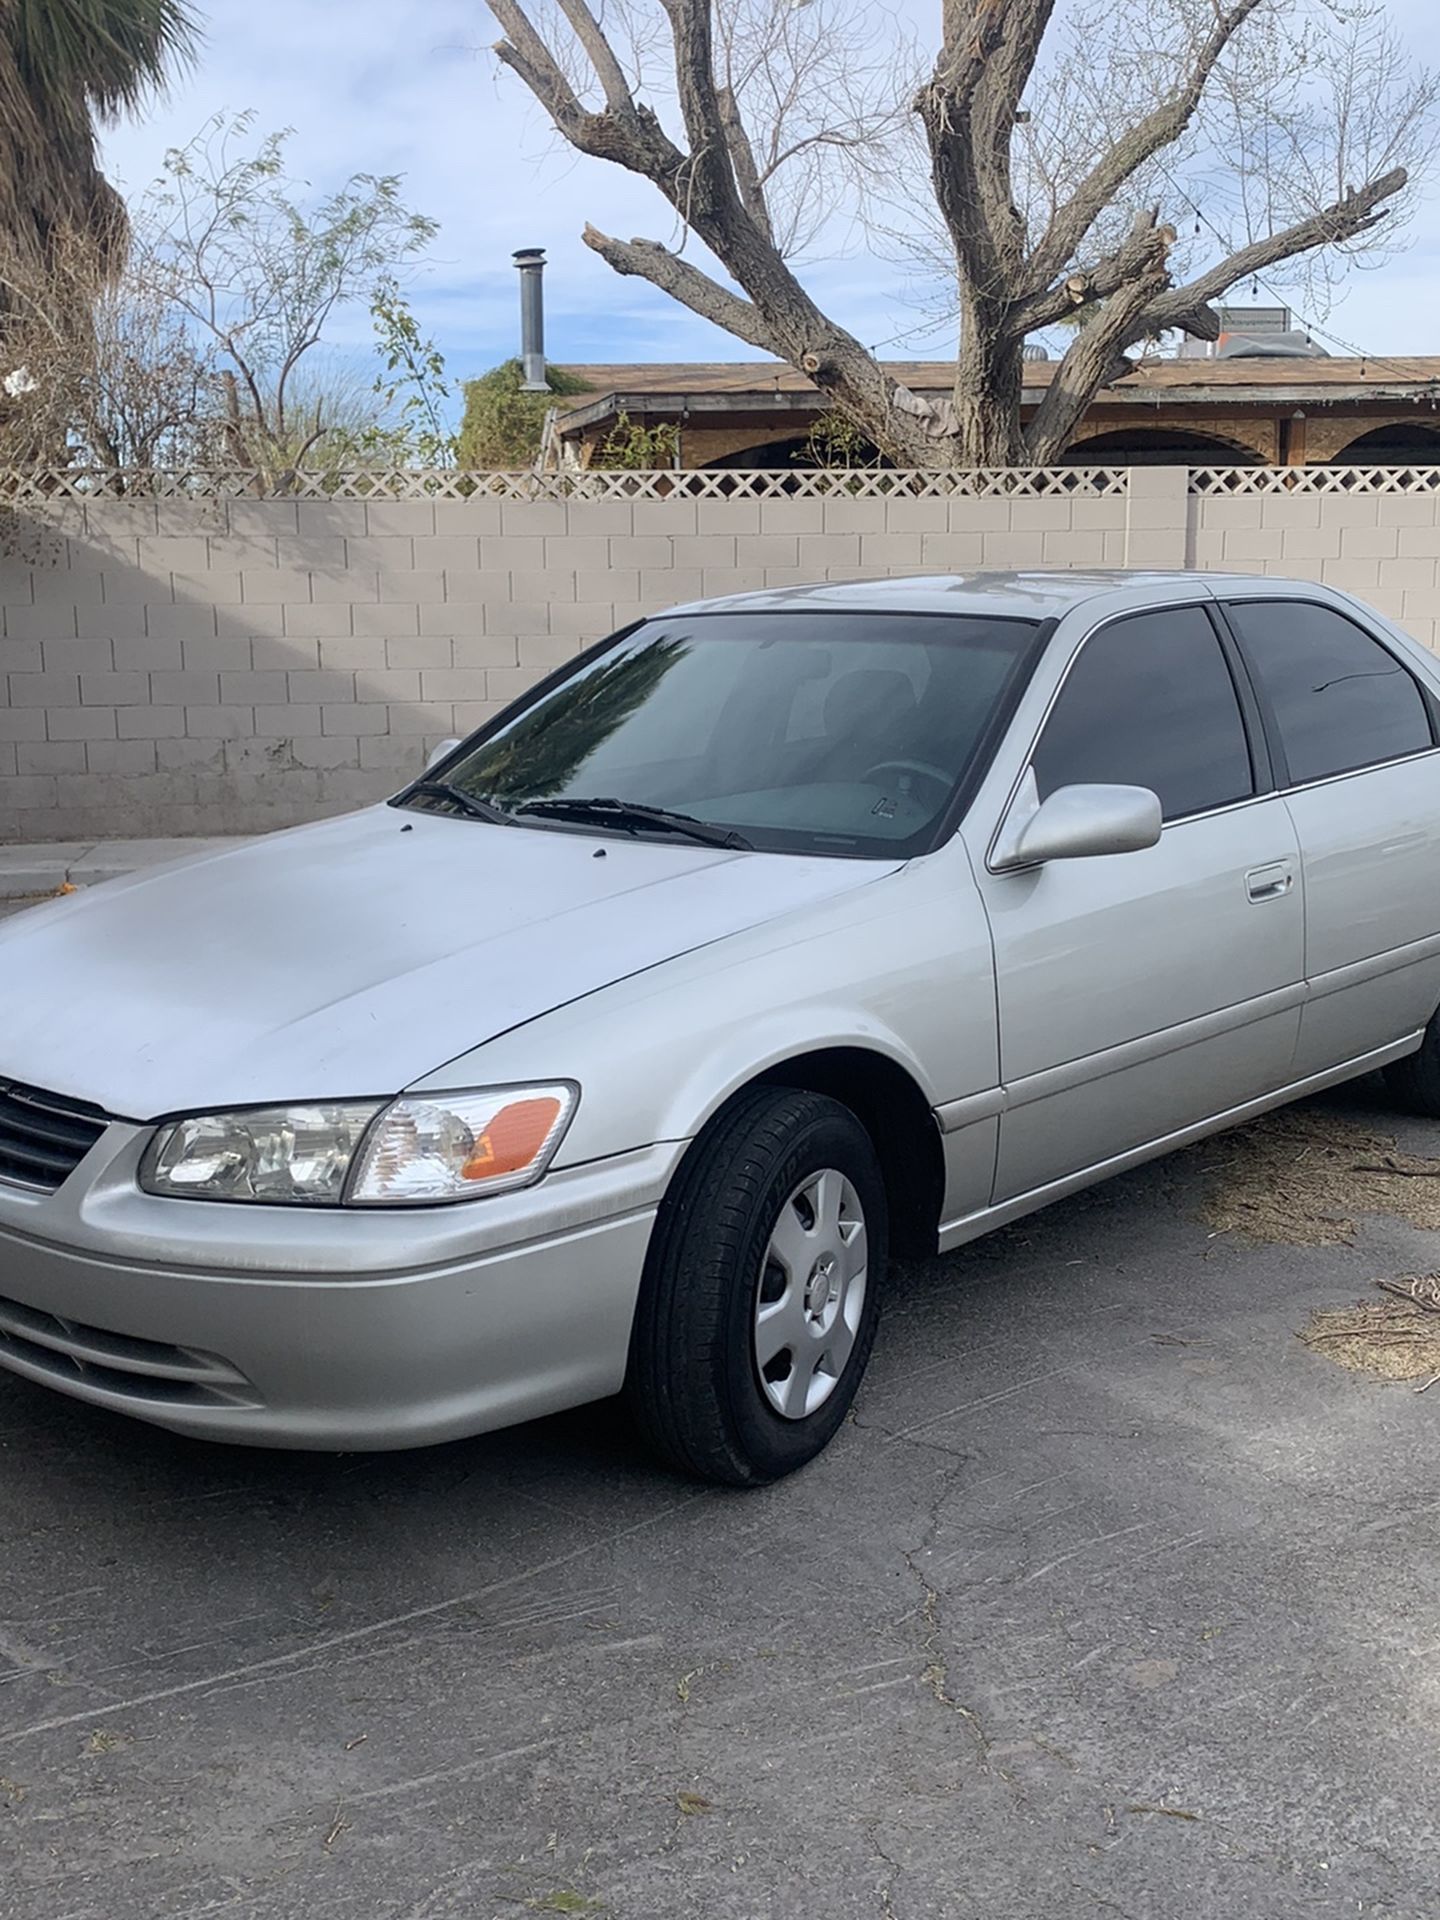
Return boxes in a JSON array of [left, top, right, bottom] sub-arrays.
[[3, 570, 1439, 1483]]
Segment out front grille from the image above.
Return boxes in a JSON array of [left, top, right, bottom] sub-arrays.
[[0, 1079, 110, 1192], [0, 1291, 260, 1409]]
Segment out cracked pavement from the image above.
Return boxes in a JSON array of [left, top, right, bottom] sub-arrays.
[[2, 902, 1439, 1919]]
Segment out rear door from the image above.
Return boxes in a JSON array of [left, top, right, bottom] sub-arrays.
[[1222, 594, 1440, 1077], [962, 597, 1305, 1204]]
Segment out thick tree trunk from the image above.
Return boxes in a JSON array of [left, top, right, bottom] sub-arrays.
[[953, 294, 1025, 467]]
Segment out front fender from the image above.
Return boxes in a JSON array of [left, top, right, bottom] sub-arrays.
[[412, 852, 998, 1170]]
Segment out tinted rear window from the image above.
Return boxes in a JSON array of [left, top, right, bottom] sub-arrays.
[[1226, 600, 1433, 785]]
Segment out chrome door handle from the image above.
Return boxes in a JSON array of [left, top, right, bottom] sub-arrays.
[[1246, 863, 1294, 902]]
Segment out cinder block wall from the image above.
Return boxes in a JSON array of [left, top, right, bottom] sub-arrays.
[[1, 469, 1436, 842]]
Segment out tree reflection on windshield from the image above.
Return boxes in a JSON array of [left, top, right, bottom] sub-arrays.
[[458, 634, 690, 804]]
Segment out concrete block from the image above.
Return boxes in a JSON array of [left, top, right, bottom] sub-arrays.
[[186, 705, 256, 739], [216, 603, 288, 639], [430, 501, 502, 536], [1320, 556, 1383, 590], [478, 535, 545, 575], [360, 734, 433, 770], [343, 537, 415, 572], [220, 670, 290, 705], [883, 499, 950, 534], [117, 706, 187, 740], [321, 704, 388, 736], [0, 707, 46, 742], [1277, 527, 1342, 561], [318, 634, 388, 672], [46, 707, 117, 740], [282, 602, 356, 641], [694, 502, 763, 536], [420, 668, 490, 702], [32, 567, 102, 608], [9, 671, 79, 708], [313, 570, 374, 605], [296, 503, 370, 538], [920, 532, 986, 569], [1379, 556, 1437, 590], [287, 670, 355, 704], [1123, 469, 1188, 530], [378, 569, 447, 604], [112, 633, 184, 673], [1222, 529, 1285, 563], [103, 566, 167, 606], [173, 569, 243, 605], [674, 536, 737, 569], [440, 569, 514, 604], [521, 631, 593, 664], [798, 534, 862, 571], [0, 775, 58, 813], [370, 501, 446, 536], [353, 669, 422, 704], [1008, 498, 1076, 533], [858, 532, 924, 571], [387, 635, 454, 670], [542, 536, 610, 572], [499, 501, 569, 537], [353, 601, 419, 637], [641, 569, 704, 605], [980, 532, 1045, 567], [944, 499, 1015, 533], [80, 671, 149, 706], [183, 635, 251, 670], [413, 536, 483, 573], [76, 604, 146, 640], [84, 502, 159, 539], [1339, 524, 1400, 559], [151, 670, 221, 706], [605, 536, 670, 571], [255, 704, 323, 738], [753, 501, 826, 536], [1398, 525, 1440, 558], [240, 568, 314, 605], [1044, 530, 1106, 566], [6, 603, 75, 642], [481, 603, 552, 639], [145, 603, 219, 642], [633, 500, 698, 537], [85, 740, 159, 776], [138, 536, 210, 574], [701, 568, 767, 598], [252, 637, 317, 671], [157, 737, 226, 771], [387, 701, 456, 735], [207, 535, 279, 570], [274, 735, 362, 770], [562, 502, 635, 538], [575, 570, 637, 604], [226, 501, 299, 538], [275, 535, 347, 572], [3, 637, 44, 673], [18, 741, 87, 776], [1317, 493, 1379, 528]]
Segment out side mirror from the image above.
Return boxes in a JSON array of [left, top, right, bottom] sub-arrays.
[[424, 737, 461, 772], [993, 781, 1162, 870]]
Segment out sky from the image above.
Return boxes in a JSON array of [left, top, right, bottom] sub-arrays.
[[98, 0, 1440, 391]]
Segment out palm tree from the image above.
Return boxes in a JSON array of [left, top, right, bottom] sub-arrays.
[[0, 0, 199, 298]]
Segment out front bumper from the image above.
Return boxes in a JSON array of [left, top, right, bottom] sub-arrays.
[[0, 1131, 681, 1449]]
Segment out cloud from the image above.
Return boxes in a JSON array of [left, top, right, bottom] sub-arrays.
[[99, 0, 1440, 387]]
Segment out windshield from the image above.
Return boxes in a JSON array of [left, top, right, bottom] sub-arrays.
[[400, 609, 1040, 857]]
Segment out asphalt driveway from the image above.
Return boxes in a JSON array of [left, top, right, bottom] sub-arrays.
[[2, 898, 1438, 1919]]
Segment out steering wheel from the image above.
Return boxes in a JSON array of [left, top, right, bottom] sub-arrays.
[[861, 758, 953, 804]]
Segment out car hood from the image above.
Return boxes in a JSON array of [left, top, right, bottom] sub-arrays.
[[1, 807, 899, 1117]]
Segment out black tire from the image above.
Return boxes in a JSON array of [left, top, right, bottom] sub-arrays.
[[625, 1086, 887, 1486], [1384, 1013, 1440, 1116]]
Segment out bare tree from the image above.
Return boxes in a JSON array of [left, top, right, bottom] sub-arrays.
[[486, 0, 1434, 467], [144, 113, 439, 480]]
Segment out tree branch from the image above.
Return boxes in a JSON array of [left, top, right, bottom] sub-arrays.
[[1024, 212, 1172, 464], [554, 0, 635, 115], [1026, 0, 1266, 291], [1130, 166, 1408, 345], [581, 225, 777, 351], [717, 84, 773, 244]]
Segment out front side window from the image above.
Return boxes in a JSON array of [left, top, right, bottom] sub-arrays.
[[402, 610, 1039, 857], [1032, 606, 1254, 821], [1225, 599, 1434, 786]]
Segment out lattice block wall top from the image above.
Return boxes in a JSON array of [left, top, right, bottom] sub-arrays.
[[0, 465, 1132, 502], [1191, 465, 1440, 494]]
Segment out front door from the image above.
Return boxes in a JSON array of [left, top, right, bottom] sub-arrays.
[[962, 601, 1306, 1203]]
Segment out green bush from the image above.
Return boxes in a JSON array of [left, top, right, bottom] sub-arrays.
[[456, 359, 590, 468]]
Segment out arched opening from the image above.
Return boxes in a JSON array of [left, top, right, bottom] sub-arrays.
[[1058, 426, 1261, 466], [1325, 421, 1440, 463], [701, 429, 891, 470]]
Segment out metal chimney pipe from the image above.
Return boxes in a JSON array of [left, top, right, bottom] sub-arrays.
[[514, 248, 548, 392]]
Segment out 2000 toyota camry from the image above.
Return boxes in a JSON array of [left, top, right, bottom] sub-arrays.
[[4, 569, 1440, 1484]]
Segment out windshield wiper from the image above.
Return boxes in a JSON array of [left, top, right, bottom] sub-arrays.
[[403, 780, 514, 825], [513, 796, 751, 851]]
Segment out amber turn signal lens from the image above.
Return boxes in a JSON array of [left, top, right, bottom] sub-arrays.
[[461, 1096, 564, 1182]]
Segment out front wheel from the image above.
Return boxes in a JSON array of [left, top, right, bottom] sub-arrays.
[[625, 1087, 886, 1486]]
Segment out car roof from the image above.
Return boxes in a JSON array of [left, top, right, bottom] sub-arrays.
[[662, 569, 1288, 622]]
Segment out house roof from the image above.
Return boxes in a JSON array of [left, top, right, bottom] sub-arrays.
[[551, 355, 1440, 434]]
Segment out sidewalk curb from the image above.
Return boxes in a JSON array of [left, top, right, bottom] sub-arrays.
[[0, 838, 243, 901]]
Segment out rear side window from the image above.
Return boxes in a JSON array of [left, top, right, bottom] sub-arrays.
[[1225, 600, 1433, 786], [1033, 606, 1254, 821]]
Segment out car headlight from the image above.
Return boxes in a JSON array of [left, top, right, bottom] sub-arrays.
[[139, 1084, 578, 1207]]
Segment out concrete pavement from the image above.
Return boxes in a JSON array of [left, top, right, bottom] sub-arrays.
[[0, 838, 241, 898]]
